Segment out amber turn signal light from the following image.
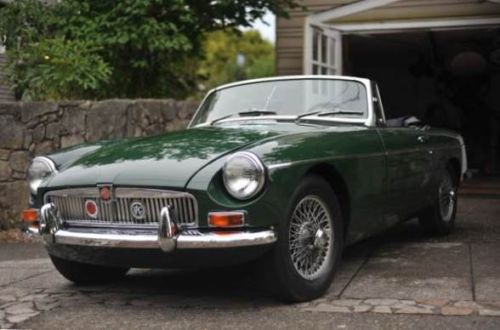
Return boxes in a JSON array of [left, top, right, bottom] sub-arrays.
[[208, 212, 244, 228], [22, 209, 39, 223]]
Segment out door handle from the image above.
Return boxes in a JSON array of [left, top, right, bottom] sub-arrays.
[[417, 135, 429, 143]]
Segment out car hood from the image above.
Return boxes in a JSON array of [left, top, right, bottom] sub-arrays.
[[46, 127, 284, 189]]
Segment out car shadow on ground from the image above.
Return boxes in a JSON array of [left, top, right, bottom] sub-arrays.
[[53, 194, 499, 305], [69, 218, 435, 304]]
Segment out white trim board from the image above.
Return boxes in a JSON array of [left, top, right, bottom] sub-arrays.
[[310, 0, 401, 24], [330, 16, 500, 34]]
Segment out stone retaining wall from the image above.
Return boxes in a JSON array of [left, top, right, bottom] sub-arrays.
[[0, 99, 198, 229]]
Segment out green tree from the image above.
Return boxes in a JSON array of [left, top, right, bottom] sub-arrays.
[[0, 0, 301, 100], [199, 29, 275, 92], [7, 38, 111, 100]]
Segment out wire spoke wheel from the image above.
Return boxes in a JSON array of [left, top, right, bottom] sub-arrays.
[[438, 171, 457, 222], [289, 195, 334, 280]]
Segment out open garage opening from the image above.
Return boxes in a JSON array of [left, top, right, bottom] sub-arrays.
[[343, 27, 500, 176]]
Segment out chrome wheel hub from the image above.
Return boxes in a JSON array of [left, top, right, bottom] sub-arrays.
[[314, 228, 327, 249], [289, 195, 334, 280], [439, 172, 457, 222]]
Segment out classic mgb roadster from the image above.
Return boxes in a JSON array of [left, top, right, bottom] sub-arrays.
[[25, 76, 466, 301]]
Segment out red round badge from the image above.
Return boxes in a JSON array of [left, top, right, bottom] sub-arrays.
[[85, 200, 98, 218]]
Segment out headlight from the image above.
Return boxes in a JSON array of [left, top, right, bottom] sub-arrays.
[[27, 157, 57, 194], [223, 152, 265, 200]]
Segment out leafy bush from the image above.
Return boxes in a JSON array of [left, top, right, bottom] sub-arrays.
[[7, 38, 111, 100]]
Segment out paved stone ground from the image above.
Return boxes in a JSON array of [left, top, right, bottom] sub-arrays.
[[1, 190, 500, 329]]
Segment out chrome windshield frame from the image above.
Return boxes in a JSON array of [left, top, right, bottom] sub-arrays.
[[188, 75, 375, 128]]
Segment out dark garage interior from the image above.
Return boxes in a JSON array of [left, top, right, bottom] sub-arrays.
[[344, 27, 500, 176]]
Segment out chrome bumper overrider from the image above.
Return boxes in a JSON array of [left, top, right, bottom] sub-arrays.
[[39, 203, 276, 252]]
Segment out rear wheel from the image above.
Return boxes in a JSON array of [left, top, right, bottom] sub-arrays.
[[50, 255, 129, 285], [257, 175, 344, 302], [418, 166, 458, 236]]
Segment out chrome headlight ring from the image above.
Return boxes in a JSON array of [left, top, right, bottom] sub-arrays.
[[27, 156, 57, 194], [222, 151, 266, 200]]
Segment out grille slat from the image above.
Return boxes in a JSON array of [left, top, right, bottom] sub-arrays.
[[45, 188, 198, 227], [118, 198, 125, 222], [153, 198, 160, 221], [69, 198, 75, 218], [72, 199, 75, 219], [173, 198, 180, 221]]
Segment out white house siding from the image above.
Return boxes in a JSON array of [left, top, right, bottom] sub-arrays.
[[276, 0, 357, 75]]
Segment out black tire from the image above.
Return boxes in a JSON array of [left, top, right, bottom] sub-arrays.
[[256, 175, 344, 302], [50, 255, 129, 285], [418, 166, 458, 236]]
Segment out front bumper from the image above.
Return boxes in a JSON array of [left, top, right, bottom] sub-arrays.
[[39, 203, 276, 252]]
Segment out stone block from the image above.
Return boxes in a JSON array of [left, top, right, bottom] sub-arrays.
[[6, 311, 39, 324], [23, 132, 32, 149], [0, 181, 28, 228], [166, 120, 187, 133], [20, 102, 58, 124], [441, 306, 474, 316], [86, 100, 131, 142], [32, 125, 45, 142], [0, 160, 12, 181], [60, 106, 86, 135], [0, 102, 21, 116], [9, 151, 31, 173], [5, 302, 35, 315], [372, 306, 392, 313], [353, 305, 371, 312], [364, 298, 399, 306], [304, 303, 351, 313], [127, 99, 173, 136], [45, 122, 60, 140], [12, 171, 26, 179], [330, 299, 361, 307], [144, 123, 164, 136], [0, 149, 10, 160], [394, 305, 435, 314], [61, 134, 85, 149], [0, 115, 24, 149], [34, 141, 54, 156], [479, 308, 500, 316], [177, 99, 198, 120]]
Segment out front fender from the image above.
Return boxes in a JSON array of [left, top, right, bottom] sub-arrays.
[[186, 154, 310, 228]]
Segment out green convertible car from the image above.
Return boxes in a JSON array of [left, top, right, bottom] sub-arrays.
[[26, 76, 467, 301]]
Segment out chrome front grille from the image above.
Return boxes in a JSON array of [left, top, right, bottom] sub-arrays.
[[44, 188, 198, 227]]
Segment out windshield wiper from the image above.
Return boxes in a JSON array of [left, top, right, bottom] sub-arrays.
[[210, 109, 277, 125], [295, 111, 322, 122], [295, 110, 364, 123], [317, 110, 364, 116], [238, 108, 277, 116], [210, 114, 235, 125]]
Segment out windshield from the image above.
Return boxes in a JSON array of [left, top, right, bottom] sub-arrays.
[[191, 78, 368, 126]]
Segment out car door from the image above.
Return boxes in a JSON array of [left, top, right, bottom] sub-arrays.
[[417, 129, 450, 199], [377, 127, 430, 217], [372, 84, 430, 219]]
